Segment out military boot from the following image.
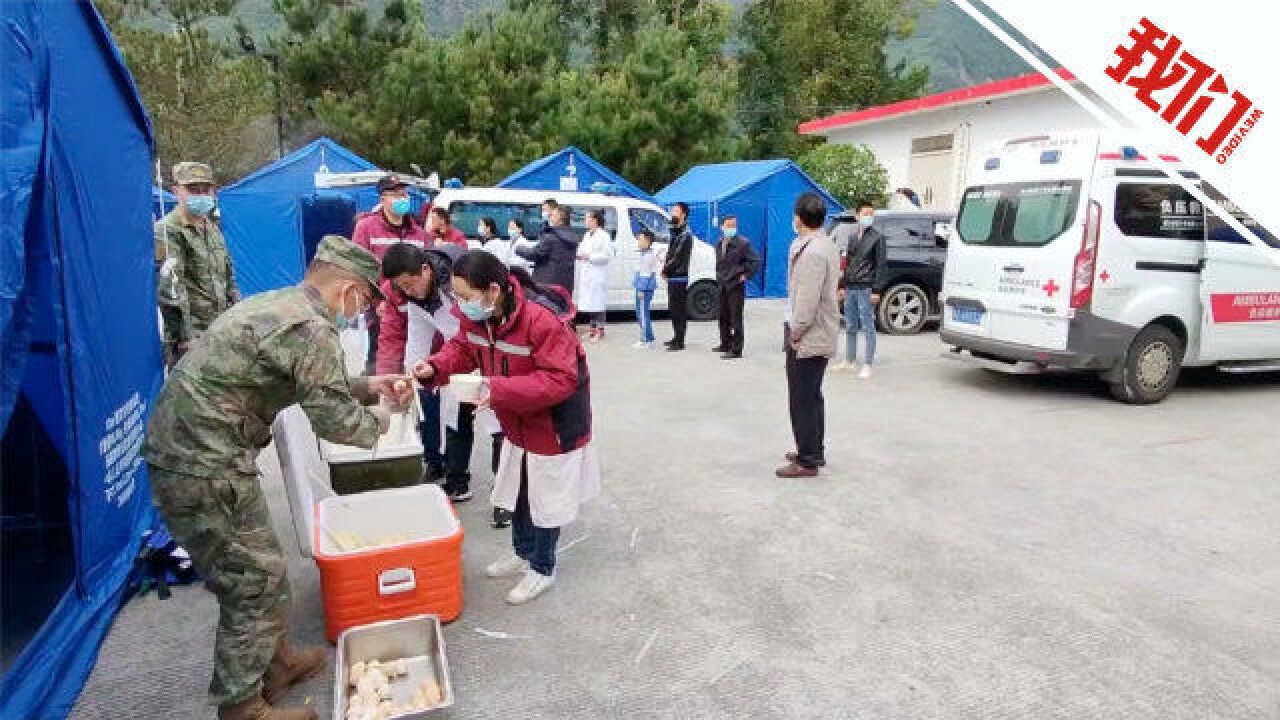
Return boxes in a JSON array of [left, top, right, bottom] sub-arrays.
[[217, 693, 317, 720], [262, 638, 326, 703]]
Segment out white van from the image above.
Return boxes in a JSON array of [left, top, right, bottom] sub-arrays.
[[940, 131, 1280, 403], [431, 186, 720, 319]]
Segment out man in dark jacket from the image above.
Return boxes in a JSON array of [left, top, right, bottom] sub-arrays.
[[711, 215, 760, 359], [837, 201, 887, 378], [662, 202, 695, 351], [516, 205, 579, 294]]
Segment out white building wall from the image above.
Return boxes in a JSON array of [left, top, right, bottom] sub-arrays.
[[817, 88, 1105, 210]]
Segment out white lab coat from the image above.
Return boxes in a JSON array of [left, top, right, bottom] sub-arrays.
[[470, 237, 514, 266], [575, 228, 613, 313], [492, 439, 601, 528], [507, 234, 535, 270]]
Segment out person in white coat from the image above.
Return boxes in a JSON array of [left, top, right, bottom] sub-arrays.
[[575, 209, 613, 342], [505, 219, 535, 271], [472, 216, 514, 266]]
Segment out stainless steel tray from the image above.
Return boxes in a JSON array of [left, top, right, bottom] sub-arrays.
[[334, 614, 454, 718]]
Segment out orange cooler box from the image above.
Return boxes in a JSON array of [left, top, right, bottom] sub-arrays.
[[314, 484, 463, 642]]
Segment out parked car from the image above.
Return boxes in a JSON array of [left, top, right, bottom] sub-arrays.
[[940, 131, 1280, 404], [829, 210, 954, 334], [432, 186, 720, 319]]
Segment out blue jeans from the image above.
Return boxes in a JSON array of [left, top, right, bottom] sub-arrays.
[[512, 455, 560, 576], [844, 287, 876, 365], [418, 389, 443, 471], [635, 290, 655, 342]]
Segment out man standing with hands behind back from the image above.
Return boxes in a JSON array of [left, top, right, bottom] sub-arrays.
[[778, 193, 840, 479], [711, 215, 760, 360], [662, 202, 694, 351], [155, 161, 239, 368]]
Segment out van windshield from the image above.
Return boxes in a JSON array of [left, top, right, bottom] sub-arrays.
[[956, 181, 1081, 247]]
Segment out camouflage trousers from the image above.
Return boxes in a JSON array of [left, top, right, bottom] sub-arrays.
[[148, 465, 291, 706]]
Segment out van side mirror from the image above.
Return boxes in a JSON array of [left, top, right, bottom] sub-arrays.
[[934, 222, 951, 248]]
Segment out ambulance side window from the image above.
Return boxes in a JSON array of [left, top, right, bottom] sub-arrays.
[[1114, 183, 1204, 241]]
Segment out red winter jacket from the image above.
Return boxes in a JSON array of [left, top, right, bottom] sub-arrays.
[[352, 209, 430, 259], [425, 278, 591, 456]]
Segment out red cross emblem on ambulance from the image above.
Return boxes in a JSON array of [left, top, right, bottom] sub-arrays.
[[1043, 278, 1061, 297]]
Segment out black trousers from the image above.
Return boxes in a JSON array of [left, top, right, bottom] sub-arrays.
[[717, 283, 746, 354], [785, 349, 828, 467], [667, 280, 688, 344]]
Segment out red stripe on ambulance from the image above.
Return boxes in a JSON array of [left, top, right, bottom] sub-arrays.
[[1210, 293, 1280, 323]]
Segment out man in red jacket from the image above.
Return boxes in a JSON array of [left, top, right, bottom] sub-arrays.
[[427, 206, 469, 248], [376, 242, 463, 483], [351, 175, 430, 373]]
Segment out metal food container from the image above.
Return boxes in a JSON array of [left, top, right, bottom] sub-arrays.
[[334, 614, 454, 718]]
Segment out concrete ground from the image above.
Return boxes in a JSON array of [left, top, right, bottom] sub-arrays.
[[72, 300, 1280, 720]]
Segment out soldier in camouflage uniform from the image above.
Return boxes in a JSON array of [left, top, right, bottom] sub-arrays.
[[143, 236, 413, 720], [155, 161, 239, 367]]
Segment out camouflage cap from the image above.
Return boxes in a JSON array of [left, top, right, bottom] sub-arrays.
[[314, 235, 385, 300], [172, 161, 214, 186]]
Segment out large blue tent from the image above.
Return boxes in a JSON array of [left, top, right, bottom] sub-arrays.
[[498, 146, 658, 205], [657, 160, 843, 298], [1, 1, 163, 717], [218, 138, 381, 297]]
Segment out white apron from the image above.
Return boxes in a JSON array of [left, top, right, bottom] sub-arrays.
[[405, 298, 460, 453], [574, 228, 612, 313], [492, 439, 601, 528]]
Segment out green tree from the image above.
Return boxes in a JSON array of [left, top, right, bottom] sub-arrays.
[[738, 0, 930, 158], [103, 0, 274, 181], [312, 5, 571, 182], [550, 8, 739, 190], [797, 143, 888, 208]]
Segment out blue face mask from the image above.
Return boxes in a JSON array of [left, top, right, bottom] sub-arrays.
[[390, 197, 412, 216], [723, 227, 737, 238], [858, 215, 875, 229], [334, 286, 360, 331], [459, 298, 493, 322], [186, 194, 215, 216]]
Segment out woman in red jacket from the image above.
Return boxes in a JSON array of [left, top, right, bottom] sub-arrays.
[[413, 251, 599, 605]]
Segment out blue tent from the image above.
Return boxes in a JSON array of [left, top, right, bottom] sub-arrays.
[[1, 1, 163, 717], [218, 138, 381, 296], [498, 146, 658, 205], [152, 185, 176, 215], [656, 160, 843, 298]]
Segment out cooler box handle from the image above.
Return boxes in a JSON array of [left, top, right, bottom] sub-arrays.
[[378, 567, 417, 595]]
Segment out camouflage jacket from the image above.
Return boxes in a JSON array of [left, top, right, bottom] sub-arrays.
[[154, 208, 239, 345], [143, 285, 382, 478]]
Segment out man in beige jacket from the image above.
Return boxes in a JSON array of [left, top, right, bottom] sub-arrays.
[[778, 192, 841, 478]]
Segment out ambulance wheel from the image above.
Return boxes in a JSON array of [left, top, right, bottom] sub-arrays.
[[877, 283, 929, 335], [1109, 324, 1184, 404], [688, 280, 719, 321]]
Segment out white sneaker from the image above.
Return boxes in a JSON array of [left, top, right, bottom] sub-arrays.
[[506, 569, 554, 605], [833, 361, 854, 372], [858, 365, 873, 379], [485, 553, 528, 579], [632, 341, 649, 349]]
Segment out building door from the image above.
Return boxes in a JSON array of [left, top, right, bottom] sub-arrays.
[[907, 134, 955, 210]]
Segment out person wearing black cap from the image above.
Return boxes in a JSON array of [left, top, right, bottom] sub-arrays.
[[351, 174, 429, 374]]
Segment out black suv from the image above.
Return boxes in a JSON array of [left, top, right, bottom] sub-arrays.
[[829, 210, 954, 335]]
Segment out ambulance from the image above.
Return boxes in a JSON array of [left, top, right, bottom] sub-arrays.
[[940, 131, 1280, 403]]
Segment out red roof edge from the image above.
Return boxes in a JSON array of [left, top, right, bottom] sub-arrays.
[[797, 68, 1077, 135]]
